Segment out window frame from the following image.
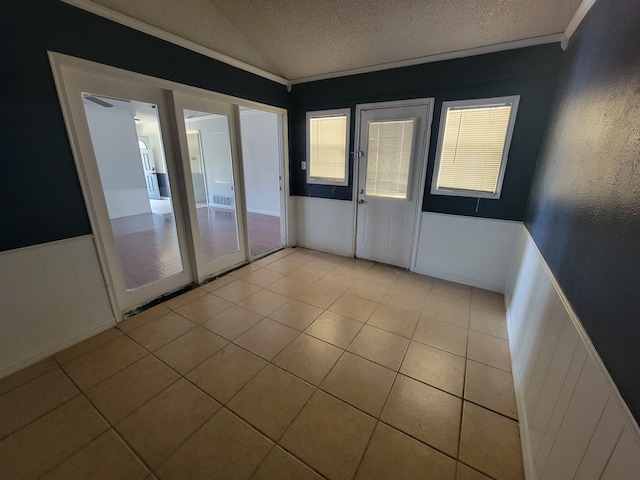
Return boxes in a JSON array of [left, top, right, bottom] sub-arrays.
[[430, 95, 520, 199], [306, 108, 351, 186]]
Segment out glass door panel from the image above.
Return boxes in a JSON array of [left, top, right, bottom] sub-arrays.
[[174, 93, 247, 281], [82, 93, 184, 291], [238, 107, 285, 257]]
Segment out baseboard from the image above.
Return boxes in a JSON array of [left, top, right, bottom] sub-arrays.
[[412, 266, 505, 293], [247, 208, 280, 217], [0, 321, 115, 379], [295, 241, 353, 258]]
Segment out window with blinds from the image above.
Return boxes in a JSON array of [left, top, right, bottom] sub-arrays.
[[365, 119, 415, 199], [307, 109, 350, 185], [431, 96, 519, 199]]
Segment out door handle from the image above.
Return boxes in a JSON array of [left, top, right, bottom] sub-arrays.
[[358, 199, 365, 204]]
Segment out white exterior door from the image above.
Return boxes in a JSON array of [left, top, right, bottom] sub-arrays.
[[355, 100, 433, 268], [138, 138, 160, 200]]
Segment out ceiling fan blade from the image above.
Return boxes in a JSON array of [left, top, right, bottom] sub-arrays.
[[84, 95, 113, 108]]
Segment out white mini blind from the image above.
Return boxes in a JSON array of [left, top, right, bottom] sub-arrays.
[[436, 103, 513, 195], [365, 120, 414, 199], [309, 114, 348, 182]]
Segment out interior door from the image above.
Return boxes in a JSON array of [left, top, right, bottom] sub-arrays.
[[55, 68, 193, 314], [355, 101, 432, 268], [138, 137, 160, 200], [173, 92, 248, 282]]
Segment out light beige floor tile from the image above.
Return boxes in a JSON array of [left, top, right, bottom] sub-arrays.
[[156, 409, 273, 480], [382, 288, 427, 315], [117, 379, 220, 468], [470, 288, 505, 315], [360, 267, 402, 287], [119, 305, 172, 333], [459, 402, 524, 480], [239, 289, 290, 316], [307, 257, 342, 271], [228, 364, 314, 440], [284, 251, 316, 265], [422, 297, 470, 328], [0, 357, 58, 395], [413, 316, 469, 356], [266, 275, 312, 297], [347, 325, 410, 370], [328, 294, 378, 322], [234, 318, 299, 361], [430, 281, 472, 305], [289, 265, 329, 283], [251, 447, 323, 480], [0, 396, 108, 480], [292, 284, 342, 309], [355, 422, 456, 480], [273, 334, 342, 385], [86, 355, 179, 424], [469, 309, 508, 339], [465, 360, 517, 419], [400, 341, 465, 397], [280, 391, 376, 480], [42, 430, 149, 480], [127, 312, 196, 351], [315, 271, 357, 293], [186, 344, 267, 403], [154, 327, 228, 374], [54, 328, 123, 364], [174, 294, 234, 324], [269, 299, 324, 330], [0, 368, 78, 438], [393, 274, 434, 295], [62, 336, 147, 391], [200, 274, 236, 292], [201, 305, 264, 340], [367, 304, 420, 337], [342, 257, 375, 268], [346, 279, 390, 302], [304, 311, 363, 348], [333, 263, 370, 279], [264, 258, 301, 275], [456, 463, 493, 480], [381, 375, 461, 457], [229, 264, 263, 278], [239, 268, 284, 288], [252, 255, 279, 268], [163, 287, 208, 310], [320, 352, 395, 417], [213, 279, 263, 304], [467, 331, 512, 372]]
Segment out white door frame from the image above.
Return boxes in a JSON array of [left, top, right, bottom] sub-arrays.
[[49, 52, 290, 318], [352, 98, 434, 271]]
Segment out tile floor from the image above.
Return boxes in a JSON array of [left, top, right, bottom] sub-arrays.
[[0, 247, 523, 480]]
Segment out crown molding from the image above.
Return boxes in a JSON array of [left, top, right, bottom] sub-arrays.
[[59, 0, 290, 87], [562, 0, 598, 50]]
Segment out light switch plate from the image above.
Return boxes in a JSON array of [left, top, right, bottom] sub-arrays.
[[301, 161, 307, 170]]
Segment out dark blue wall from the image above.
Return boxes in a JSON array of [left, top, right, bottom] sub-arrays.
[[525, 0, 640, 421], [289, 45, 563, 220], [0, 0, 288, 252]]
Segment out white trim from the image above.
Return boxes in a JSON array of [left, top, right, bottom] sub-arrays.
[[430, 95, 520, 199], [290, 34, 563, 85], [563, 0, 598, 43], [59, 0, 289, 87], [306, 108, 351, 187], [413, 266, 505, 293], [507, 226, 640, 445], [0, 234, 94, 255]]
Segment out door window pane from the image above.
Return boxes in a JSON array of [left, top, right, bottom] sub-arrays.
[[365, 120, 415, 199], [183, 109, 240, 264], [239, 107, 283, 257], [82, 93, 183, 290]]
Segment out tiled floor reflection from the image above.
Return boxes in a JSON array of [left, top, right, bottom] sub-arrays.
[[0, 248, 523, 480], [112, 207, 282, 289]]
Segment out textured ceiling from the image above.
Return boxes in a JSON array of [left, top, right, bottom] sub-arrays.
[[88, 0, 584, 81]]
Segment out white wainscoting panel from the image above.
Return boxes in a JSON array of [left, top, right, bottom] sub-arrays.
[[0, 236, 115, 378], [414, 212, 520, 292], [294, 196, 354, 256], [506, 226, 640, 479]]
